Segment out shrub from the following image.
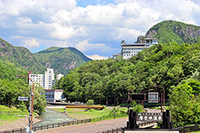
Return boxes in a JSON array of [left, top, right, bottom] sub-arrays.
[[87, 99, 94, 105]]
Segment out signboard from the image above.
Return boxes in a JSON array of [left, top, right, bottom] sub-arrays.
[[18, 97, 29, 101], [132, 93, 146, 100], [148, 92, 159, 103], [137, 112, 162, 121]]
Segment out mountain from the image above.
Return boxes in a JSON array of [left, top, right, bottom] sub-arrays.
[[137, 20, 200, 44], [0, 38, 91, 75], [0, 38, 46, 73], [33, 47, 92, 75]]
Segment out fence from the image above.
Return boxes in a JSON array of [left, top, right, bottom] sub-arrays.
[[98, 127, 125, 133], [177, 124, 200, 133], [0, 119, 91, 133], [0, 113, 127, 133]]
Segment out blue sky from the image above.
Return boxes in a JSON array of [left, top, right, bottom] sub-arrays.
[[0, 0, 200, 59]]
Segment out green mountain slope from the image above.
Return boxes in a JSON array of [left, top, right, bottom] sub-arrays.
[[33, 47, 92, 75], [138, 20, 200, 44], [0, 38, 46, 73]]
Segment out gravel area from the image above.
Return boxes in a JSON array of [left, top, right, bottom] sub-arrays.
[[0, 117, 41, 131]]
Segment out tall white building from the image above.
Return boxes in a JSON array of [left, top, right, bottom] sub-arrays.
[[121, 38, 158, 59], [44, 68, 55, 89], [29, 68, 56, 89]]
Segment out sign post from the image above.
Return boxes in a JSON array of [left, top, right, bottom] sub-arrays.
[[18, 97, 29, 101]]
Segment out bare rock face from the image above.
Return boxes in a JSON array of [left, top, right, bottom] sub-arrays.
[[146, 30, 157, 38], [137, 36, 145, 43], [137, 20, 200, 44], [0, 42, 6, 48]]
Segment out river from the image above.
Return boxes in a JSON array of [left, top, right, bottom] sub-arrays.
[[34, 108, 74, 126]]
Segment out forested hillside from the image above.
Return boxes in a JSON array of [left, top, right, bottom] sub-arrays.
[[0, 38, 46, 73], [55, 42, 200, 105], [0, 60, 46, 114], [33, 47, 92, 75], [137, 20, 200, 44]]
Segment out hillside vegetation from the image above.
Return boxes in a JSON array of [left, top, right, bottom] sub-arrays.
[[0, 38, 46, 73], [0, 60, 46, 114], [33, 47, 91, 75], [0, 38, 91, 75], [138, 20, 200, 44], [55, 42, 200, 104]]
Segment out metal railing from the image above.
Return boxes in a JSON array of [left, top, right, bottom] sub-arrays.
[[176, 124, 200, 133], [0, 119, 91, 133]]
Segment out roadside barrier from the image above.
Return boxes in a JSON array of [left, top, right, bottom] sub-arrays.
[[0, 119, 91, 133], [0, 113, 127, 133], [175, 124, 200, 133]]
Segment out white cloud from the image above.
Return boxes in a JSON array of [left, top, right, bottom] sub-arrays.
[[76, 39, 110, 52], [87, 54, 108, 60], [23, 38, 40, 49], [0, 0, 199, 56]]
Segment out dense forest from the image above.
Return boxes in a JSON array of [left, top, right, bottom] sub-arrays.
[[0, 60, 46, 114], [55, 42, 200, 104]]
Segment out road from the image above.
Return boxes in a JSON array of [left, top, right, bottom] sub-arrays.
[[35, 117, 127, 133]]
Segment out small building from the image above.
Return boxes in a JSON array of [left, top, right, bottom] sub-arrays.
[[44, 89, 65, 102], [112, 53, 122, 60]]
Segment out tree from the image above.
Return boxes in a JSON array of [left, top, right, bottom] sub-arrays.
[[169, 81, 200, 127]]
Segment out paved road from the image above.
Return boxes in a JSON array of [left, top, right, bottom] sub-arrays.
[[35, 117, 127, 133]]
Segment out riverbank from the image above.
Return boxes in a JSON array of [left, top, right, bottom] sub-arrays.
[[0, 116, 41, 131]]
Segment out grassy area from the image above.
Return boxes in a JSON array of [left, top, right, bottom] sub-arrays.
[[51, 107, 127, 120], [0, 105, 29, 126], [0, 115, 24, 126], [187, 131, 200, 133]]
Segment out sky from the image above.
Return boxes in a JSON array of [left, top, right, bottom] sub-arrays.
[[0, 0, 200, 60]]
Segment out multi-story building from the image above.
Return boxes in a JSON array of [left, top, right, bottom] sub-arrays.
[[44, 68, 55, 89], [29, 74, 44, 87], [29, 68, 65, 102], [121, 38, 158, 59], [29, 68, 56, 89]]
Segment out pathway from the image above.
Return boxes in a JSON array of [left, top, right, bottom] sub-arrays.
[[35, 117, 127, 133]]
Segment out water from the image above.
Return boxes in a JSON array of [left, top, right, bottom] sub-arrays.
[[34, 108, 74, 126]]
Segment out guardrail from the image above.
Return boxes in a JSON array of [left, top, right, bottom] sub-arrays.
[[98, 127, 125, 133], [175, 124, 200, 133], [0, 114, 127, 133], [0, 119, 91, 133]]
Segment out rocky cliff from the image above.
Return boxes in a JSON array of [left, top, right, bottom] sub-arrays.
[[137, 20, 200, 44]]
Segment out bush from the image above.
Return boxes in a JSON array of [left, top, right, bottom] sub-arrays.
[[87, 99, 94, 105]]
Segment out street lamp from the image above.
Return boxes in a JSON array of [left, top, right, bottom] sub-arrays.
[[16, 75, 35, 133]]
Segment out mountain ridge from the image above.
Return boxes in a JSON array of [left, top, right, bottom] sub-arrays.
[[0, 38, 92, 75], [137, 20, 200, 44]]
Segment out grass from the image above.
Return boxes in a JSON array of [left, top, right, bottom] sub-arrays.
[[0, 105, 30, 126], [0, 115, 24, 126], [51, 107, 128, 120]]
